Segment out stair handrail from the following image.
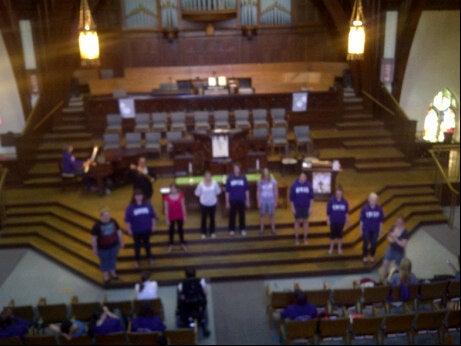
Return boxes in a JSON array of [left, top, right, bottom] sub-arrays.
[[361, 89, 395, 117], [428, 145, 459, 229], [0, 166, 9, 226], [32, 101, 64, 133]]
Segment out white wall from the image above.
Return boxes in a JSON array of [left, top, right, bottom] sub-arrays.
[[0, 32, 25, 155], [400, 11, 460, 141]]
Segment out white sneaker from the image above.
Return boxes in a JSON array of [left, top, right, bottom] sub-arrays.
[[241, 230, 247, 237], [201, 235, 206, 240], [211, 234, 216, 239], [229, 231, 235, 236]]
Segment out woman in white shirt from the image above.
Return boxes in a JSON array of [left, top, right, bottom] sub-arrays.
[[134, 272, 159, 300], [195, 171, 221, 239]]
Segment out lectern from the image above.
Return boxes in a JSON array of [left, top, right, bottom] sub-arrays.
[[193, 129, 249, 174], [302, 159, 340, 200]]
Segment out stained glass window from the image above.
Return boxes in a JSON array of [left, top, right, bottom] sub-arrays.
[[423, 89, 458, 143]]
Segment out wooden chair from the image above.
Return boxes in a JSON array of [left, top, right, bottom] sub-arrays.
[[0, 337, 22, 345], [446, 281, 460, 309], [444, 309, 460, 341], [59, 335, 93, 345], [281, 320, 317, 345], [350, 316, 383, 344], [127, 332, 162, 345], [37, 303, 68, 324], [331, 288, 361, 315], [165, 329, 196, 345], [390, 285, 419, 312], [382, 313, 415, 344], [413, 311, 446, 344], [362, 286, 391, 314], [318, 318, 349, 344], [11, 305, 35, 322], [24, 335, 58, 345], [306, 290, 330, 311], [133, 299, 164, 321], [418, 281, 449, 309], [104, 300, 133, 318], [95, 332, 127, 345], [71, 302, 101, 322]]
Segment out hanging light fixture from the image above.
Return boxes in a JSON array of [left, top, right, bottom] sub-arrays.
[[78, 0, 100, 66], [347, 0, 365, 60]]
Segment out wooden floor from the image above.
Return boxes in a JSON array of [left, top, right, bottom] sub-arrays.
[[0, 90, 447, 288]]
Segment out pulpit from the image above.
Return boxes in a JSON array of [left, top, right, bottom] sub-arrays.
[[302, 158, 340, 200], [192, 129, 249, 174]]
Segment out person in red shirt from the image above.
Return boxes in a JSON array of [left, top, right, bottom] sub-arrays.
[[164, 184, 187, 252]]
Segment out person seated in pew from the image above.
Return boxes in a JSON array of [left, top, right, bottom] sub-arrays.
[[48, 318, 87, 341], [177, 268, 210, 338], [88, 306, 124, 337], [387, 258, 419, 313], [281, 290, 318, 322], [135, 272, 159, 300], [131, 303, 166, 334], [129, 157, 156, 201], [0, 307, 30, 340]]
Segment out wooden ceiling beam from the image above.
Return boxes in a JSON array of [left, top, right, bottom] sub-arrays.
[[392, 0, 426, 100], [319, 0, 350, 35]]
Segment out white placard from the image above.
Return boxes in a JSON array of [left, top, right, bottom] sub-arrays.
[[292, 92, 309, 112], [118, 98, 135, 118], [212, 134, 229, 159]]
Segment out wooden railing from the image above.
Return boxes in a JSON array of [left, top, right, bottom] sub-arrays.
[[361, 84, 417, 161], [0, 166, 9, 227], [429, 144, 460, 229]]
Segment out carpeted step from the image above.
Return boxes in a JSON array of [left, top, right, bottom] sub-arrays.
[[343, 138, 396, 149], [355, 161, 412, 172], [342, 113, 373, 121], [337, 120, 384, 131]]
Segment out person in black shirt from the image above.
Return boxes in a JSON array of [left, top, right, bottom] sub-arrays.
[[177, 268, 210, 338], [129, 157, 156, 200], [91, 208, 124, 285]]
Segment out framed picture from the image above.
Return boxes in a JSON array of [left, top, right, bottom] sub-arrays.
[[292, 92, 308, 112]]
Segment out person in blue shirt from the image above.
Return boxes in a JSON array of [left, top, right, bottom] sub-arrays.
[[326, 187, 349, 255], [289, 172, 314, 245], [131, 304, 166, 333], [0, 308, 30, 340], [125, 190, 157, 268], [360, 192, 385, 263], [49, 319, 87, 341], [225, 164, 250, 237], [281, 290, 318, 321]]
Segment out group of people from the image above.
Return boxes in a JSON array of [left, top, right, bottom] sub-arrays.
[[63, 144, 408, 283], [0, 268, 209, 342]]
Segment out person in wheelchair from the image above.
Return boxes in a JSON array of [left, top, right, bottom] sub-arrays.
[[176, 268, 210, 338]]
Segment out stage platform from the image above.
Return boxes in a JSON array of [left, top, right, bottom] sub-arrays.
[[1, 167, 446, 288]]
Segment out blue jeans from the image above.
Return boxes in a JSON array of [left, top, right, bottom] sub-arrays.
[[98, 245, 119, 272], [362, 229, 379, 257]]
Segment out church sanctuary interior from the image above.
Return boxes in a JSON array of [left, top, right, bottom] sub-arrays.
[[0, 0, 460, 345]]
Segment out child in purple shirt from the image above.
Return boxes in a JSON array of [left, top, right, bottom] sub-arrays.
[[131, 304, 166, 333], [0, 308, 30, 340], [125, 190, 157, 268], [289, 172, 314, 245], [360, 192, 384, 263], [281, 290, 318, 321], [327, 188, 349, 255], [225, 164, 250, 237]]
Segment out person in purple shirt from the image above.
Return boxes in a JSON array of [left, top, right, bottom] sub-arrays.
[[327, 187, 349, 255], [225, 164, 250, 237], [360, 192, 385, 263], [89, 306, 124, 337], [61, 145, 84, 175], [131, 304, 166, 333], [0, 308, 30, 340], [281, 290, 318, 321], [125, 190, 157, 268], [289, 172, 314, 245]]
